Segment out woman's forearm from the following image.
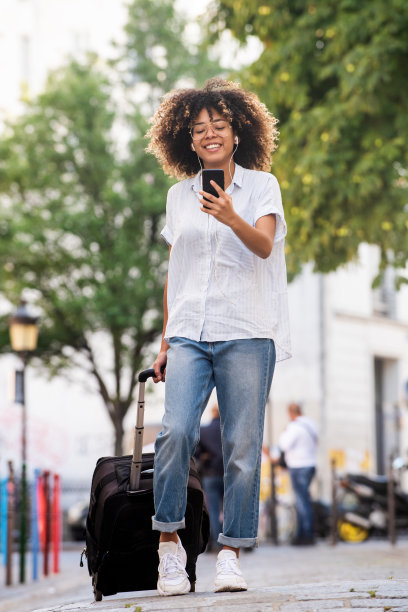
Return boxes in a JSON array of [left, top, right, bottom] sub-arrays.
[[153, 249, 171, 382], [229, 213, 276, 259]]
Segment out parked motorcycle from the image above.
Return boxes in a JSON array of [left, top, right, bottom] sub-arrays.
[[337, 470, 408, 542]]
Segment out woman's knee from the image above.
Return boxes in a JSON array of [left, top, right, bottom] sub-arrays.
[[156, 423, 198, 454]]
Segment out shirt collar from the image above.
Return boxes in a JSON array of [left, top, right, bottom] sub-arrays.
[[192, 163, 244, 194]]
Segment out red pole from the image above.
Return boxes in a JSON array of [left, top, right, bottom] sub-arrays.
[[37, 474, 45, 552], [52, 474, 61, 573]]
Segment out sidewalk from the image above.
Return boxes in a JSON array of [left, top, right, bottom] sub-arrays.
[[2, 539, 408, 611], [33, 580, 408, 612]]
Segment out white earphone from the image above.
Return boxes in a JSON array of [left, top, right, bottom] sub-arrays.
[[191, 143, 195, 151], [235, 136, 239, 144]]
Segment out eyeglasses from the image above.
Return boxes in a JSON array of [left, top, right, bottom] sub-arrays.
[[190, 119, 231, 141]]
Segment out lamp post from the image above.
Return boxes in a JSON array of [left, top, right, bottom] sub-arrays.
[[9, 299, 39, 584]]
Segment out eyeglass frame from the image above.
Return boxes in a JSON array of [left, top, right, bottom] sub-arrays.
[[189, 119, 233, 141]]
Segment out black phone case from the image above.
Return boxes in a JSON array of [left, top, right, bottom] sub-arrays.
[[202, 170, 224, 202]]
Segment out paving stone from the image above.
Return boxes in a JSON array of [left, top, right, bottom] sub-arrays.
[[339, 609, 385, 612], [350, 599, 408, 607], [280, 600, 346, 611], [376, 584, 408, 597]]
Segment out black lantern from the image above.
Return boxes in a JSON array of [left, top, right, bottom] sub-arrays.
[[9, 299, 39, 355]]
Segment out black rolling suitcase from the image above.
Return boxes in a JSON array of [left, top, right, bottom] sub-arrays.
[[82, 368, 210, 601]]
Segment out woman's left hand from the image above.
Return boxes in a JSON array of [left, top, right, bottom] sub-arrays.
[[199, 181, 237, 228]]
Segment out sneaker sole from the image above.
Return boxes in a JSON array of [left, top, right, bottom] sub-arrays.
[[157, 579, 191, 597], [214, 584, 248, 593]]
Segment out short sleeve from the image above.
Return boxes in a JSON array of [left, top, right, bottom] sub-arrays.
[[160, 185, 176, 246], [254, 174, 287, 243]]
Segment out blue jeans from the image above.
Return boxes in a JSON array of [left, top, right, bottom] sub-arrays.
[[153, 336, 276, 548], [202, 475, 224, 546], [289, 466, 316, 540]]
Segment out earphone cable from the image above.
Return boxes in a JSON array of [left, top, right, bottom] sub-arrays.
[[213, 141, 239, 305]]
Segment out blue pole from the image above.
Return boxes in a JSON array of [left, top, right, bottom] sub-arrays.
[[1, 478, 7, 566], [32, 470, 40, 581]]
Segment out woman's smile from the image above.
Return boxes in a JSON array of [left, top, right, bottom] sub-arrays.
[[204, 143, 222, 150]]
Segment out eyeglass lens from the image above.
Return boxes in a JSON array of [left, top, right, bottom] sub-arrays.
[[191, 120, 230, 140]]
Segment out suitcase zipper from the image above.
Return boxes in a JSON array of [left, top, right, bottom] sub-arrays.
[[80, 547, 87, 567]]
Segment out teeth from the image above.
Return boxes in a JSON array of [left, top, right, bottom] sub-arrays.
[[206, 144, 221, 150]]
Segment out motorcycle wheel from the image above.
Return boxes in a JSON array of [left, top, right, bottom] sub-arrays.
[[337, 519, 369, 543]]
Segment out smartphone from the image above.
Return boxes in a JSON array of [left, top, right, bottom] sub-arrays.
[[202, 169, 224, 206]]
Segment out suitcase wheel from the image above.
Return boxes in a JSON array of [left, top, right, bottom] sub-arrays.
[[92, 574, 103, 601]]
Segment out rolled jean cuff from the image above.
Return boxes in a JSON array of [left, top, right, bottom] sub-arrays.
[[152, 516, 185, 532], [218, 534, 258, 548]]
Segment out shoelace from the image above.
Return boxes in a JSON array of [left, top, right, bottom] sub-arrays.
[[217, 556, 241, 576], [160, 552, 187, 578]]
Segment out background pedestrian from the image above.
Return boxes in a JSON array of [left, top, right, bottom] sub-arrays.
[[195, 404, 224, 552], [278, 403, 318, 546]]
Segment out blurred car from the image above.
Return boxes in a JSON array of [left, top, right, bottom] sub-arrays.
[[67, 499, 88, 541]]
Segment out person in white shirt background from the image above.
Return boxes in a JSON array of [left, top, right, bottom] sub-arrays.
[[147, 78, 291, 596], [278, 403, 318, 546]]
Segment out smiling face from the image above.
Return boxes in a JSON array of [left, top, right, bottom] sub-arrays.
[[191, 107, 236, 171]]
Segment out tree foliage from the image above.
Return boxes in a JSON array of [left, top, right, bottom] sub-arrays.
[[0, 58, 168, 455], [209, 0, 408, 280], [0, 0, 221, 455], [122, 0, 220, 97]]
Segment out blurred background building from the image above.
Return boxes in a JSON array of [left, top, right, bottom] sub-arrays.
[[0, 0, 127, 119]]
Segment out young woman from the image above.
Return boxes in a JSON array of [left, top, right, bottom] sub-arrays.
[[146, 78, 291, 596]]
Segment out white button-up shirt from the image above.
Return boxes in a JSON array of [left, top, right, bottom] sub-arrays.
[[278, 417, 318, 468], [161, 164, 291, 361]]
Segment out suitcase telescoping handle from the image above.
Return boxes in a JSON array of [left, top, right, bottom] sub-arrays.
[[129, 366, 165, 491]]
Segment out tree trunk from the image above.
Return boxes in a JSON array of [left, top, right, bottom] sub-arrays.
[[111, 399, 133, 456], [113, 416, 124, 456]]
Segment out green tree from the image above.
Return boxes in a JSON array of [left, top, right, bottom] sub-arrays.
[[0, 0, 221, 455], [209, 0, 408, 281], [0, 58, 168, 455], [122, 0, 220, 99]]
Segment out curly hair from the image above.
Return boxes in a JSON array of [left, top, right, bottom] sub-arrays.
[[146, 78, 279, 179]]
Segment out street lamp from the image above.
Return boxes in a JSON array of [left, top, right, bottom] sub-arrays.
[[9, 300, 39, 353], [9, 299, 39, 584]]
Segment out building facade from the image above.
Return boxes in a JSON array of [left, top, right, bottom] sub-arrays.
[[269, 244, 408, 498], [0, 0, 127, 121]]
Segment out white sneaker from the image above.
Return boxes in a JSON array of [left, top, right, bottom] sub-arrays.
[[214, 549, 248, 592], [157, 537, 191, 597]]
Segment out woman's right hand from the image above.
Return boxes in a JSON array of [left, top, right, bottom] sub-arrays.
[[153, 350, 167, 383]]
